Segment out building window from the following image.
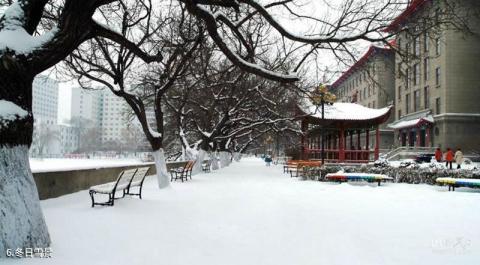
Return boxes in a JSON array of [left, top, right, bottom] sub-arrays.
[[406, 42, 410, 61], [405, 68, 410, 89], [423, 57, 430, 81], [398, 86, 402, 101], [406, 94, 410, 114], [414, 36, 420, 56], [424, 86, 430, 109], [435, 37, 441, 55], [414, 90, 420, 112], [423, 33, 429, 52], [398, 109, 402, 119], [413, 63, 420, 86], [435, 97, 441, 114], [435, 67, 441, 86]]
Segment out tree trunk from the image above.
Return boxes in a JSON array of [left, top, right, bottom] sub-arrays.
[[152, 148, 170, 188], [192, 149, 206, 175], [210, 151, 219, 170], [219, 151, 230, 168], [0, 146, 51, 257], [233, 152, 242, 162], [0, 70, 51, 256]]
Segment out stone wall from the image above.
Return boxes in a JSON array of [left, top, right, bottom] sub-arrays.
[[33, 161, 188, 200]]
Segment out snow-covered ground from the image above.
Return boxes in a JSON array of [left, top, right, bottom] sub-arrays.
[[29, 158, 150, 173], [9, 157, 480, 264]]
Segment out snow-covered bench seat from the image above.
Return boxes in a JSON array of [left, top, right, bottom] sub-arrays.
[[436, 177, 480, 191], [125, 166, 150, 199], [88, 168, 139, 207], [325, 172, 393, 186], [170, 160, 195, 182]]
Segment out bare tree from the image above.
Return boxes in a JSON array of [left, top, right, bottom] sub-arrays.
[[2, 0, 457, 254], [62, 2, 204, 188]]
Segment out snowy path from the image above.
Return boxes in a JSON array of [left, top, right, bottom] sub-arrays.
[[8, 158, 480, 264]]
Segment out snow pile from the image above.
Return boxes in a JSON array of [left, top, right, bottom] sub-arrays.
[[0, 99, 28, 121], [5, 157, 480, 264], [0, 2, 57, 55]]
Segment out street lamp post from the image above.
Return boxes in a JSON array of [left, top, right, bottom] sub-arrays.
[[311, 84, 336, 165], [265, 135, 274, 155]]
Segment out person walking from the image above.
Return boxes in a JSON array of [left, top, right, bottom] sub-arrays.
[[445, 148, 454, 169], [434, 147, 442, 162], [265, 155, 272, 166], [454, 148, 464, 169]]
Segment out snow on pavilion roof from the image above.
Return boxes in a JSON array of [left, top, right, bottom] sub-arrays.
[[388, 110, 434, 129], [299, 101, 391, 122], [388, 115, 434, 129]]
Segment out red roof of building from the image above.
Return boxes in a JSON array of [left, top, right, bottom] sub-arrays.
[[330, 46, 393, 89], [384, 0, 430, 32]]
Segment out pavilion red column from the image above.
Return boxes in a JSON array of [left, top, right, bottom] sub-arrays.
[[365, 129, 370, 161], [349, 131, 353, 149], [374, 126, 380, 160], [416, 127, 420, 147], [301, 119, 308, 159], [339, 127, 345, 162], [426, 126, 431, 147], [357, 130, 361, 160], [357, 130, 361, 149]]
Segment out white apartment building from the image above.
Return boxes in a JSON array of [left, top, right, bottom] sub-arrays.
[[32, 75, 58, 125], [30, 75, 60, 156], [70, 87, 103, 127], [100, 89, 129, 144], [57, 124, 79, 154]]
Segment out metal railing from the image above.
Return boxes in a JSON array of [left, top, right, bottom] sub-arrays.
[[382, 146, 437, 161]]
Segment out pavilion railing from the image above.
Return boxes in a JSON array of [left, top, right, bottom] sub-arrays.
[[305, 148, 375, 163]]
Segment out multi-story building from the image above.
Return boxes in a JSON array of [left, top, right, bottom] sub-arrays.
[[32, 75, 58, 125], [30, 75, 60, 156], [387, 0, 480, 152], [70, 87, 103, 127], [100, 89, 129, 145], [331, 45, 396, 149], [57, 124, 79, 154]]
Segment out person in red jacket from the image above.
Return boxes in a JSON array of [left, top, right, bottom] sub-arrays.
[[445, 148, 454, 169], [434, 147, 442, 162]]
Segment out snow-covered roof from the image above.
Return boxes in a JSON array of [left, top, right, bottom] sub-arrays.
[[388, 112, 434, 129], [299, 101, 391, 121]]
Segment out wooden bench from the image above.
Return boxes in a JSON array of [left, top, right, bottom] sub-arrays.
[[89, 168, 137, 207], [170, 160, 195, 182], [290, 161, 322, 178], [284, 160, 305, 174], [125, 166, 150, 199]]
